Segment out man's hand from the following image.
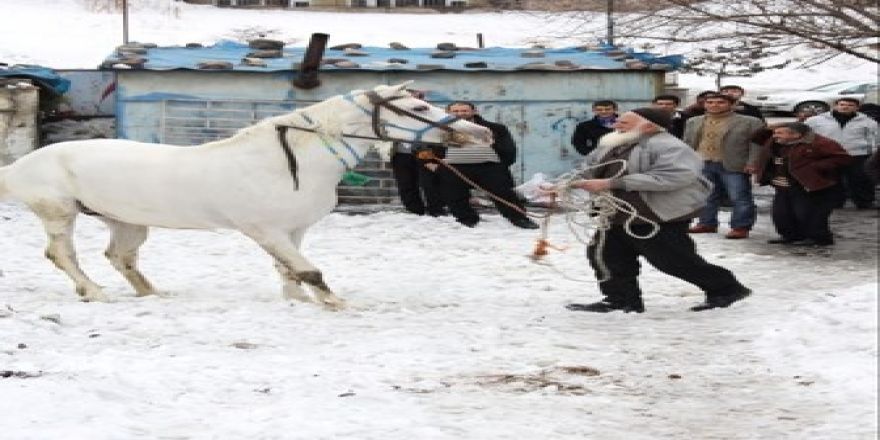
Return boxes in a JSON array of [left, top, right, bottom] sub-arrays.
[[571, 179, 613, 192]]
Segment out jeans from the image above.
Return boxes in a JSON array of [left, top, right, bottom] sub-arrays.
[[698, 161, 756, 229]]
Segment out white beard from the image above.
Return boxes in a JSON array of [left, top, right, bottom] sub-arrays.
[[598, 129, 642, 149]]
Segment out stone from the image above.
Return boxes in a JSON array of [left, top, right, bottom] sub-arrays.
[[39, 314, 61, 324], [464, 61, 488, 68], [436, 42, 457, 51], [554, 60, 576, 67], [430, 51, 456, 59], [389, 42, 409, 50], [343, 48, 369, 57], [248, 38, 284, 50], [521, 50, 545, 58], [197, 61, 234, 70], [241, 57, 267, 67], [387, 58, 409, 64], [625, 60, 649, 69], [185, 42, 203, 48], [246, 49, 283, 58], [329, 43, 362, 50], [333, 60, 360, 68]]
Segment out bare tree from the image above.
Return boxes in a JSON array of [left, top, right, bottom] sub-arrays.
[[538, 0, 879, 67], [681, 41, 791, 88]]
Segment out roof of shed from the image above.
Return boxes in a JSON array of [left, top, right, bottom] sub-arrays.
[[102, 40, 683, 73]]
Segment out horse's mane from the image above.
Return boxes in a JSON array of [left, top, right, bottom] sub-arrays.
[[199, 87, 409, 149], [199, 92, 357, 149]]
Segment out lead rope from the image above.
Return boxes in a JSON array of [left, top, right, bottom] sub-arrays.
[[422, 149, 660, 283], [540, 160, 660, 282]]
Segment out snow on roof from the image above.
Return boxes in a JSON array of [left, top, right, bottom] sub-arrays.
[[101, 40, 683, 73]]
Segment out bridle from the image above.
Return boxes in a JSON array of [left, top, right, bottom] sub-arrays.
[[274, 90, 469, 190], [277, 90, 464, 148]]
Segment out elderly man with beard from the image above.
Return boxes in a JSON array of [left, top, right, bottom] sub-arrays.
[[564, 108, 751, 313]]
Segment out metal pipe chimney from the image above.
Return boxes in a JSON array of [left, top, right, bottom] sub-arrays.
[[292, 33, 329, 90]]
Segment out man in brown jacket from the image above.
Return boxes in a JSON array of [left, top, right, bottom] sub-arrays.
[[683, 94, 766, 239], [756, 122, 852, 246]]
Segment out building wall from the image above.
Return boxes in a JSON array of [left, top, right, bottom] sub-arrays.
[[116, 69, 663, 203], [0, 80, 40, 166]]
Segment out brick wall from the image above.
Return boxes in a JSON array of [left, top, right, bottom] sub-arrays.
[[338, 150, 398, 205]]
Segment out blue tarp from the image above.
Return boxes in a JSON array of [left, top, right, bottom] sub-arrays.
[[104, 40, 683, 72], [0, 65, 71, 95]]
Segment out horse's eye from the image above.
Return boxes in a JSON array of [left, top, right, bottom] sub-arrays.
[[412, 105, 429, 112]]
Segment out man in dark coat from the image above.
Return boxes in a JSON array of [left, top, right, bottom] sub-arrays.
[[755, 122, 853, 246], [652, 94, 689, 139], [571, 100, 618, 156], [720, 85, 766, 122], [434, 101, 538, 229]]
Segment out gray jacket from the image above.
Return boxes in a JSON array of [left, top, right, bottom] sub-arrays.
[[683, 113, 765, 172], [805, 112, 878, 156], [584, 132, 712, 222]]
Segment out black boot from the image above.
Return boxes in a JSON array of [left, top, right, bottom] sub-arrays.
[[690, 287, 751, 312], [566, 300, 645, 313]]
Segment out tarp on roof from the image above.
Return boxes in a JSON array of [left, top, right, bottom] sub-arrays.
[[103, 40, 683, 72], [0, 65, 71, 95]]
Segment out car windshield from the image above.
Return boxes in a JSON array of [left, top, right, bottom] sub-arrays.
[[808, 82, 857, 92]]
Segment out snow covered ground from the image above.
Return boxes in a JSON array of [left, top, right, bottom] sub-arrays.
[[1, 2, 878, 439], [0, 201, 877, 439]]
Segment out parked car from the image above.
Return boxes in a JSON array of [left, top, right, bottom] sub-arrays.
[[744, 81, 875, 114]]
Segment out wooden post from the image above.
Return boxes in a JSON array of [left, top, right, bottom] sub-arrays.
[[477, 33, 484, 48]]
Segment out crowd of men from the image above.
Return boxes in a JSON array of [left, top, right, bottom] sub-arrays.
[[388, 85, 878, 314]]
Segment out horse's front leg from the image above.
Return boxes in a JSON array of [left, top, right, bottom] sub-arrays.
[[247, 229, 345, 310]]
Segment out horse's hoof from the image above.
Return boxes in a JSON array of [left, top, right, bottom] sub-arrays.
[[81, 292, 111, 303], [321, 298, 346, 311]]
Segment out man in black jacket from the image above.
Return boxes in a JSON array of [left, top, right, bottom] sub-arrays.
[[720, 85, 765, 122], [652, 94, 689, 139], [434, 101, 539, 229], [571, 100, 618, 156]]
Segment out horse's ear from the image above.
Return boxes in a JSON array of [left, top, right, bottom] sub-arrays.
[[375, 81, 414, 97]]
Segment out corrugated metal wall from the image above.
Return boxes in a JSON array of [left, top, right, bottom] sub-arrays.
[[116, 69, 663, 203]]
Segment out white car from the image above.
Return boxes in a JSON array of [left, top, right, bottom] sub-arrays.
[[745, 81, 875, 114]]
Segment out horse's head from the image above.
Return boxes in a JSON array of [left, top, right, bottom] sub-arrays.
[[350, 82, 493, 148]]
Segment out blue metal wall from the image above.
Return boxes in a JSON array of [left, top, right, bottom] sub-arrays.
[[116, 69, 663, 181]]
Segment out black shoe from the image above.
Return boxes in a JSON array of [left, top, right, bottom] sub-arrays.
[[789, 238, 833, 247], [690, 288, 751, 312], [767, 237, 801, 244], [566, 301, 645, 313], [510, 217, 540, 229], [458, 218, 479, 228]]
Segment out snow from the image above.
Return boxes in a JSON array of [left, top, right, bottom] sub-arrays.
[[0, 201, 877, 439], [0, 1, 878, 439]]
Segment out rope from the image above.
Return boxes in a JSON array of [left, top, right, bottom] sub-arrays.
[[419, 150, 661, 283], [537, 159, 661, 283]]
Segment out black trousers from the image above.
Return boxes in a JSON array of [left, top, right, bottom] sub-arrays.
[[391, 153, 445, 216], [772, 185, 838, 244], [436, 162, 528, 224], [838, 154, 875, 207], [587, 222, 746, 305]]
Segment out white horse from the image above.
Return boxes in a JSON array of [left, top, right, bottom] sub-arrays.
[[0, 82, 492, 308]]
